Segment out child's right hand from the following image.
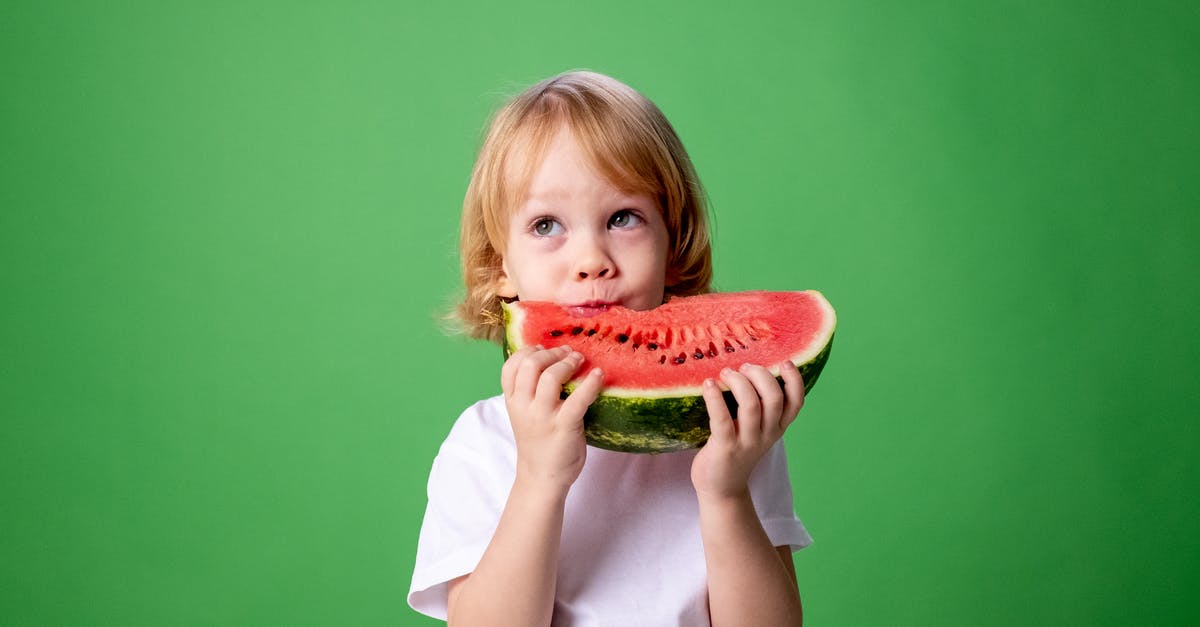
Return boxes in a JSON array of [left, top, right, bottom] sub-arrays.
[[501, 345, 604, 494]]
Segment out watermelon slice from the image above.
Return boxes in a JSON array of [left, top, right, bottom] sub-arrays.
[[502, 290, 835, 453]]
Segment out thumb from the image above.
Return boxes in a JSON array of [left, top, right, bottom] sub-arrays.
[[559, 368, 604, 421]]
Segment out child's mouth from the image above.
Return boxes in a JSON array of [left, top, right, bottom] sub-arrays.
[[567, 302, 614, 317]]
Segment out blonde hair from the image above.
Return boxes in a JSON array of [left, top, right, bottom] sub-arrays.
[[455, 70, 713, 343]]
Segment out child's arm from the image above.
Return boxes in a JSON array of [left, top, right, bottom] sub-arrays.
[[446, 345, 602, 627], [693, 363, 806, 627]]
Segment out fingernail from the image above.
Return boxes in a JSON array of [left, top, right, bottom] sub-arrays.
[[591, 368, 603, 377], [721, 368, 734, 377], [704, 378, 716, 389]]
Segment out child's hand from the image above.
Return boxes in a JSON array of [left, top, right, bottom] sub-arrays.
[[691, 362, 804, 499], [501, 345, 604, 493]]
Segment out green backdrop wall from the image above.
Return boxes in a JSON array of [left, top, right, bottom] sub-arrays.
[[3, 1, 1197, 625]]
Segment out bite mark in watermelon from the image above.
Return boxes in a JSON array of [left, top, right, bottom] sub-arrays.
[[502, 290, 836, 453]]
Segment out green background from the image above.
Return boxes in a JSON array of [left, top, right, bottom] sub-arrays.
[[3, 1, 1197, 625]]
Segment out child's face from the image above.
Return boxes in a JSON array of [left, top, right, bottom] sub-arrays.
[[496, 128, 671, 314]]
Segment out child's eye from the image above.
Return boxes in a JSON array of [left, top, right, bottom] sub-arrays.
[[532, 218, 563, 236], [609, 209, 643, 229]]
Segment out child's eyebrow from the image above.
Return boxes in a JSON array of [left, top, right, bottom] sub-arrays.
[[515, 193, 561, 215]]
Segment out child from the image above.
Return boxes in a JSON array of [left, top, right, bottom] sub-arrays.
[[409, 71, 811, 626]]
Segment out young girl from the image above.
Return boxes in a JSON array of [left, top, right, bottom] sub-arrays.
[[409, 71, 811, 626]]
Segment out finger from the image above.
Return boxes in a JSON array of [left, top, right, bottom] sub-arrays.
[[720, 367, 762, 435], [501, 345, 541, 396], [778, 361, 805, 429], [534, 351, 584, 407], [560, 367, 605, 420], [513, 346, 572, 401], [740, 363, 784, 431], [701, 377, 736, 443]]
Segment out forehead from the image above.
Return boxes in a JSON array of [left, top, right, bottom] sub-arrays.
[[523, 131, 611, 200], [503, 124, 648, 212]]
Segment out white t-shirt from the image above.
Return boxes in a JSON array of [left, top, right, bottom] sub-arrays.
[[408, 395, 812, 626]]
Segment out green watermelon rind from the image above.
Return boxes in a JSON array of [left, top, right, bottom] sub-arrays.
[[502, 294, 835, 454], [568, 335, 832, 453]]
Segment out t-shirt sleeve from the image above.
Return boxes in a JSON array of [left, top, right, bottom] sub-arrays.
[[407, 398, 516, 620], [750, 440, 813, 552]]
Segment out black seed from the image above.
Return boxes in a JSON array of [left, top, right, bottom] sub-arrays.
[[659, 355, 667, 364], [617, 334, 629, 343], [632, 343, 640, 350], [673, 353, 687, 364], [586, 329, 597, 336], [647, 343, 658, 351], [549, 330, 564, 337], [724, 340, 736, 353], [708, 342, 718, 357], [748, 334, 758, 341], [571, 326, 584, 335], [693, 350, 704, 360]]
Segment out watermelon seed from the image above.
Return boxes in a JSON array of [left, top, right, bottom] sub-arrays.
[[708, 342, 719, 357], [673, 353, 687, 365], [586, 328, 597, 336], [617, 333, 629, 343], [549, 330, 564, 337], [632, 343, 640, 350], [659, 355, 667, 364], [571, 326, 584, 335], [748, 334, 758, 341], [647, 343, 658, 351], [724, 340, 735, 353], [693, 350, 704, 360]]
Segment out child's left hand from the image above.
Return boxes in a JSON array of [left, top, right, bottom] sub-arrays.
[[691, 362, 805, 498]]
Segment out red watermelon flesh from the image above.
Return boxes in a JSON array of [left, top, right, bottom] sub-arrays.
[[503, 290, 836, 398]]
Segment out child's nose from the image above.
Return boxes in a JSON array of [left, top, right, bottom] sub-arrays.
[[572, 238, 614, 280]]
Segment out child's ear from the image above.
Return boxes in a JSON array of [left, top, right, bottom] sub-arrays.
[[495, 259, 518, 299]]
